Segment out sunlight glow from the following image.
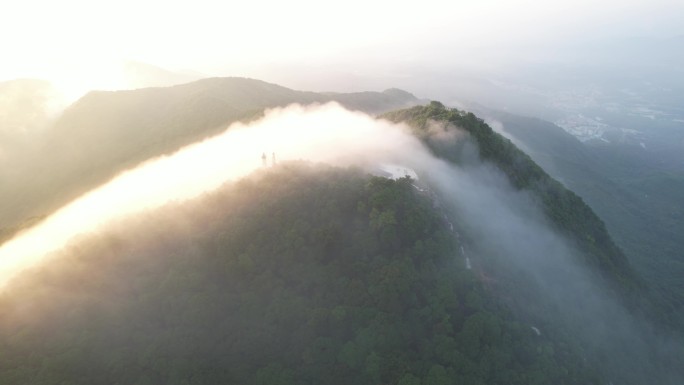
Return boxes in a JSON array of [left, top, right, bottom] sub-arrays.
[[0, 103, 426, 289]]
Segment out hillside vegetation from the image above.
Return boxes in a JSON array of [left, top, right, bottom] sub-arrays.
[[382, 102, 638, 294], [1, 86, 682, 384], [0, 164, 598, 385], [473, 107, 684, 328], [0, 78, 419, 236]]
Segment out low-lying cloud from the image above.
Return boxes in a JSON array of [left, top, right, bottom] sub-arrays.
[[0, 102, 429, 287], [0, 102, 680, 383]]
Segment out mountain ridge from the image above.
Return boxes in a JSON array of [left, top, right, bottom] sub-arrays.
[[0, 163, 607, 385], [0, 81, 682, 384], [468, 105, 684, 328], [0, 77, 421, 234], [382, 102, 639, 294]]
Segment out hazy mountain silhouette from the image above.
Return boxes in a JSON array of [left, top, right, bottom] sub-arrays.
[[0, 78, 420, 233]]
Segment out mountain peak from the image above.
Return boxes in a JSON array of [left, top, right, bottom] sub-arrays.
[[381, 87, 417, 99]]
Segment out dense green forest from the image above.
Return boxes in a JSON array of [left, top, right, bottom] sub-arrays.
[[381, 103, 684, 383], [0, 164, 601, 384]]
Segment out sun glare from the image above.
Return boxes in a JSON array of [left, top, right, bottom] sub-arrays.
[[46, 60, 129, 102]]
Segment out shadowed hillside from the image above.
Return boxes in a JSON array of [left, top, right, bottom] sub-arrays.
[[471, 107, 684, 329], [383, 102, 638, 294]]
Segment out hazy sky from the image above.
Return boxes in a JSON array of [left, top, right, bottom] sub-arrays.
[[2, 0, 683, 95]]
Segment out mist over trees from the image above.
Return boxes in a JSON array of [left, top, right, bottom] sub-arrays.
[[384, 102, 684, 384], [1, 0, 683, 382], [0, 78, 420, 239], [0, 163, 602, 385], [0, 79, 682, 384]]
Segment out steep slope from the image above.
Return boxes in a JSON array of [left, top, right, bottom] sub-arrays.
[[0, 164, 600, 385], [382, 102, 638, 293], [0, 78, 421, 234], [381, 103, 684, 383], [472, 107, 684, 327]]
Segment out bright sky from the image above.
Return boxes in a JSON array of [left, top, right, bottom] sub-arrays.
[[1, 0, 682, 96]]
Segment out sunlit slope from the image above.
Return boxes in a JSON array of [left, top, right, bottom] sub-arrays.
[[0, 164, 599, 385], [0, 78, 419, 232], [382, 104, 684, 381]]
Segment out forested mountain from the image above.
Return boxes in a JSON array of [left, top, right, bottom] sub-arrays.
[[383, 102, 637, 294], [0, 164, 624, 384], [1, 81, 682, 384], [0, 78, 419, 237], [469, 106, 684, 328]]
